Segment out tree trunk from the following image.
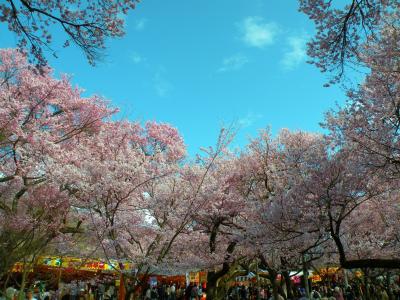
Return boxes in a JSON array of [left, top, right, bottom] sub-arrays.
[[18, 264, 29, 300], [57, 261, 63, 290], [273, 280, 280, 300], [269, 270, 279, 300], [386, 270, 393, 300], [343, 269, 348, 287], [206, 270, 223, 300], [362, 269, 369, 300], [206, 242, 236, 300], [302, 255, 310, 299], [282, 271, 294, 299], [2, 272, 11, 298]]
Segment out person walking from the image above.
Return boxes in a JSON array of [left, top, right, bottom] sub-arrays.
[[333, 287, 344, 300], [170, 284, 176, 300], [190, 285, 198, 300]]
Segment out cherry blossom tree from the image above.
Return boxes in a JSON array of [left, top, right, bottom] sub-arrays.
[[64, 120, 234, 299], [299, 0, 399, 82], [245, 127, 399, 271], [340, 194, 400, 266], [233, 128, 330, 299], [325, 25, 400, 178], [0, 0, 140, 66], [320, 24, 400, 269], [298, 0, 400, 272], [0, 48, 113, 282], [60, 120, 183, 292], [295, 148, 395, 268], [244, 128, 399, 271], [187, 151, 248, 300]]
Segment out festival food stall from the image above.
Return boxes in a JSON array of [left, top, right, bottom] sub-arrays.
[[11, 256, 199, 287]]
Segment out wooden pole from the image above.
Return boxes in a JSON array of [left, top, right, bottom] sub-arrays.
[[118, 273, 126, 300]]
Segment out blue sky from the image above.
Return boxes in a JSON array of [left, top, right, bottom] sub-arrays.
[[1, 0, 349, 155]]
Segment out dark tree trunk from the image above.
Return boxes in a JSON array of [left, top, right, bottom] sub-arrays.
[[206, 242, 236, 300], [282, 271, 294, 299], [258, 254, 281, 300], [206, 271, 223, 300], [269, 270, 279, 300], [362, 268, 369, 300]]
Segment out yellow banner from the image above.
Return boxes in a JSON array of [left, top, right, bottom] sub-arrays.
[[13, 256, 133, 273]]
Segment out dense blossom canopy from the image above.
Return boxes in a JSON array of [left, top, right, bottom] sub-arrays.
[[0, 0, 399, 298], [0, 48, 113, 276]]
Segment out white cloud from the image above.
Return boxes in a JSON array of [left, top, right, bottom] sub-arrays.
[[281, 35, 308, 70], [238, 112, 263, 128], [134, 18, 147, 31], [153, 68, 172, 97], [130, 52, 144, 64], [239, 17, 279, 48], [218, 54, 249, 72]]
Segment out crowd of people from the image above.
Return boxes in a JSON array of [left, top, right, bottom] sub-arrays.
[[3, 277, 400, 300], [1, 280, 117, 300], [0, 280, 207, 300], [308, 282, 400, 300], [142, 283, 205, 300], [225, 280, 400, 300]]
